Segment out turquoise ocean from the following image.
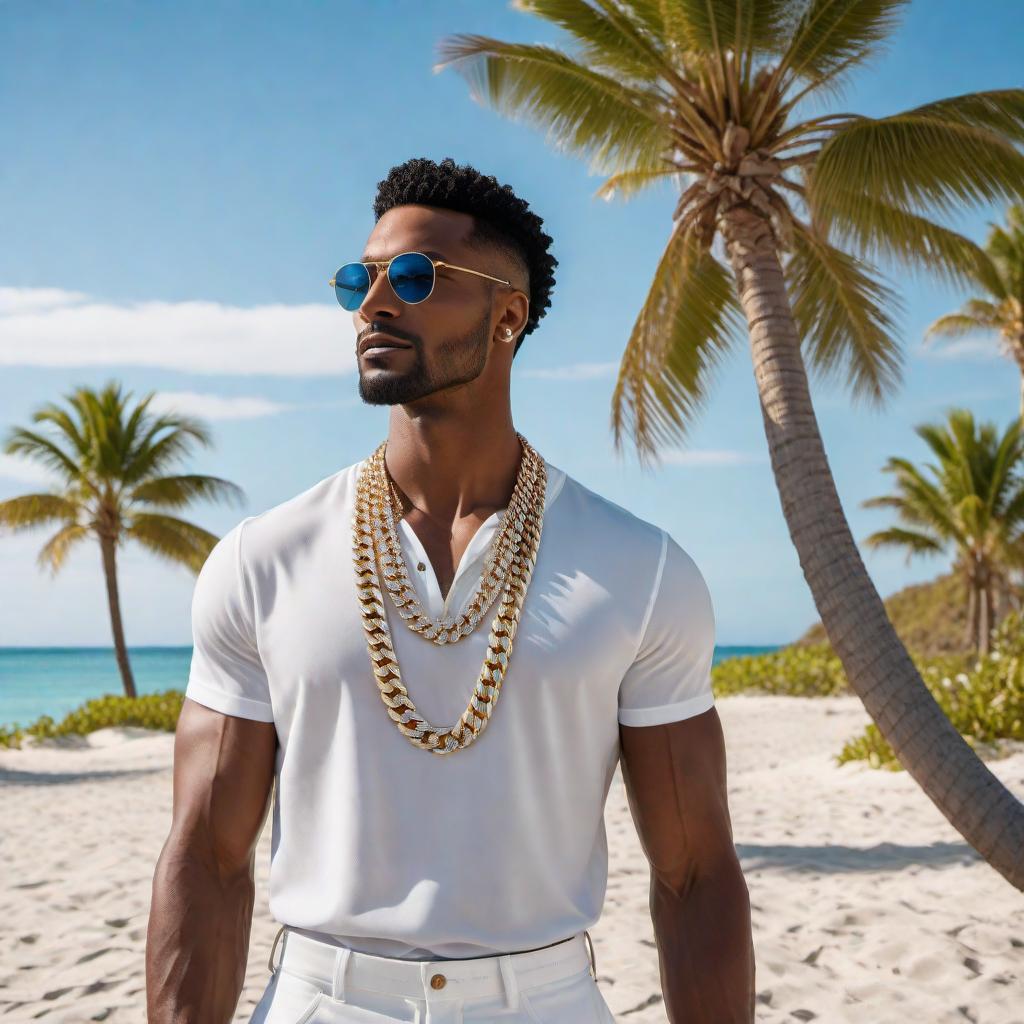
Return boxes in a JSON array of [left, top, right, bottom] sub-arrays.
[[0, 645, 781, 730]]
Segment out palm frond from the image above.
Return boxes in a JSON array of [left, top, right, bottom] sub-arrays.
[[128, 474, 246, 510], [861, 526, 946, 561], [125, 513, 221, 574], [814, 189, 1000, 289], [433, 34, 671, 176], [0, 493, 81, 532], [2, 429, 87, 487], [811, 114, 1024, 218], [923, 313, 993, 342], [611, 225, 742, 466], [122, 418, 212, 485], [30, 403, 91, 461], [615, 0, 668, 44], [906, 89, 1024, 147], [778, 0, 907, 85], [787, 224, 903, 408], [658, 0, 789, 55], [510, 0, 670, 84], [985, 420, 1024, 521], [593, 167, 686, 201], [36, 523, 90, 576]]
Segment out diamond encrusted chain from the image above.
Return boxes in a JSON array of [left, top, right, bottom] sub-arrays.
[[369, 432, 544, 645], [351, 440, 547, 754]]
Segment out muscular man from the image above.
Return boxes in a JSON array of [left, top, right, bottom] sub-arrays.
[[147, 156, 753, 1023]]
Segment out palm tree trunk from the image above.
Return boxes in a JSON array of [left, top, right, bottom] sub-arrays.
[[965, 578, 978, 652], [100, 535, 137, 699], [720, 204, 1024, 890], [980, 582, 993, 656]]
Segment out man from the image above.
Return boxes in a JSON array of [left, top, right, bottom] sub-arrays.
[[147, 156, 754, 1023]]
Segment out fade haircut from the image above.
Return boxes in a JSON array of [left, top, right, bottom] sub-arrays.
[[372, 156, 558, 357]]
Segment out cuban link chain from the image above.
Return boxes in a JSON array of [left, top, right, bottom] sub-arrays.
[[351, 441, 547, 754]]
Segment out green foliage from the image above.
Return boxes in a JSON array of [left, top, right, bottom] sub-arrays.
[[712, 641, 851, 696], [0, 690, 185, 749], [837, 611, 1024, 770]]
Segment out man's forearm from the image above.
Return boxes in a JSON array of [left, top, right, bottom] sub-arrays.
[[146, 840, 256, 1024], [650, 861, 755, 1023]]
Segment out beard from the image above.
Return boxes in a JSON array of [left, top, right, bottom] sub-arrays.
[[357, 315, 491, 406]]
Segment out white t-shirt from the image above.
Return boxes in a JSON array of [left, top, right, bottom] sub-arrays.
[[185, 455, 716, 960]]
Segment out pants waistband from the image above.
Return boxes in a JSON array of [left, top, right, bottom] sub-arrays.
[[268, 926, 596, 1005]]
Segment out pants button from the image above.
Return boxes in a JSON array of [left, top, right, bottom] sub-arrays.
[[430, 973, 447, 989]]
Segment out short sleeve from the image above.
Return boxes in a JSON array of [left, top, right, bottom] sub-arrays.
[[184, 517, 274, 722], [617, 530, 716, 727]]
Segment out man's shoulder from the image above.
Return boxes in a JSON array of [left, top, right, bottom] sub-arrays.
[[232, 458, 364, 562], [556, 468, 665, 554]]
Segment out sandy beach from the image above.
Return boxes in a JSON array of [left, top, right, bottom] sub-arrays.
[[1, 694, 1022, 1023]]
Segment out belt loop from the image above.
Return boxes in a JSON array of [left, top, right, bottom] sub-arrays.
[[268, 925, 286, 975], [584, 930, 597, 980], [331, 946, 353, 1001], [498, 954, 520, 1010]]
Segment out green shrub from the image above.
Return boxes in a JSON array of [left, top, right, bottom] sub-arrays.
[[711, 642, 850, 697], [0, 689, 185, 749], [837, 611, 1024, 771]]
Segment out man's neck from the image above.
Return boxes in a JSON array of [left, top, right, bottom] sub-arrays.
[[381, 410, 524, 524]]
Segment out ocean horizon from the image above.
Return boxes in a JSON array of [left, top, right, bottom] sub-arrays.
[[0, 644, 783, 730]]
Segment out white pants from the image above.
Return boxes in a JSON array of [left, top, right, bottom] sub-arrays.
[[248, 926, 615, 1023]]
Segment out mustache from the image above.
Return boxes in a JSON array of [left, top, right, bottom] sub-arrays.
[[359, 324, 417, 345]]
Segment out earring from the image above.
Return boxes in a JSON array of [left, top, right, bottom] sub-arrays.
[[503, 328, 513, 342]]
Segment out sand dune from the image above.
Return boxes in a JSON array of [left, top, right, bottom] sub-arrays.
[[1, 695, 1021, 1022]]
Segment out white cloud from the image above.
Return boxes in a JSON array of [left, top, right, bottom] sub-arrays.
[[0, 286, 357, 376], [146, 391, 296, 420], [517, 361, 619, 380], [0, 453, 60, 485], [916, 337, 1000, 361], [659, 448, 765, 466]]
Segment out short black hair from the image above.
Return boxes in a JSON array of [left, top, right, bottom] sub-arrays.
[[372, 156, 557, 356]]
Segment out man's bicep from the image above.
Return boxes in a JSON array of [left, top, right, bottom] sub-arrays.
[[168, 698, 278, 874], [618, 707, 737, 897]]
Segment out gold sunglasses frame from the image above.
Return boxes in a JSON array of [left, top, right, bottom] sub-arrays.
[[329, 250, 512, 306]]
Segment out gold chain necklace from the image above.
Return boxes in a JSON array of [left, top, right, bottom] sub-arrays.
[[352, 439, 547, 754], [371, 433, 543, 644]]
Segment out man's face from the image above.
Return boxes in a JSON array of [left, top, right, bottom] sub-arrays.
[[352, 204, 511, 407]]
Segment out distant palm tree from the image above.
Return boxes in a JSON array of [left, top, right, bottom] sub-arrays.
[[925, 204, 1024, 419], [861, 409, 1024, 654], [0, 380, 244, 698], [435, 2, 1024, 886]]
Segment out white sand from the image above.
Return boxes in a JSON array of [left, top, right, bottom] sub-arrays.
[[1, 695, 1022, 1023]]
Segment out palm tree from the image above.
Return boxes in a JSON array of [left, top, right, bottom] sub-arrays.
[[861, 409, 1024, 654], [434, 2, 1024, 887], [924, 204, 1024, 419], [0, 380, 244, 698]]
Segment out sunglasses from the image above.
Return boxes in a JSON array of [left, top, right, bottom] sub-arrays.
[[329, 251, 512, 311]]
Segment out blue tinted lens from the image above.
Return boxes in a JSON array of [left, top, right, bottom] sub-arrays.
[[388, 252, 435, 304], [334, 262, 370, 310]]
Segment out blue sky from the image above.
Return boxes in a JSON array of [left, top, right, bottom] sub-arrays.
[[1, 0, 1021, 647]]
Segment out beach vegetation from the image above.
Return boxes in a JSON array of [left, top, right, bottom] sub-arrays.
[[0, 689, 185, 749]]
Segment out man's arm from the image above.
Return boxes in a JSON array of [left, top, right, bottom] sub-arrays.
[[619, 706, 754, 1024], [146, 697, 278, 1024]]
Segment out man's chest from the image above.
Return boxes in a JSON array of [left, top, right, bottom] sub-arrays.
[[255, 538, 642, 732]]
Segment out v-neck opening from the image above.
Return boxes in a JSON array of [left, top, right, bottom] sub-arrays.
[[397, 508, 505, 617], [381, 459, 567, 622]]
